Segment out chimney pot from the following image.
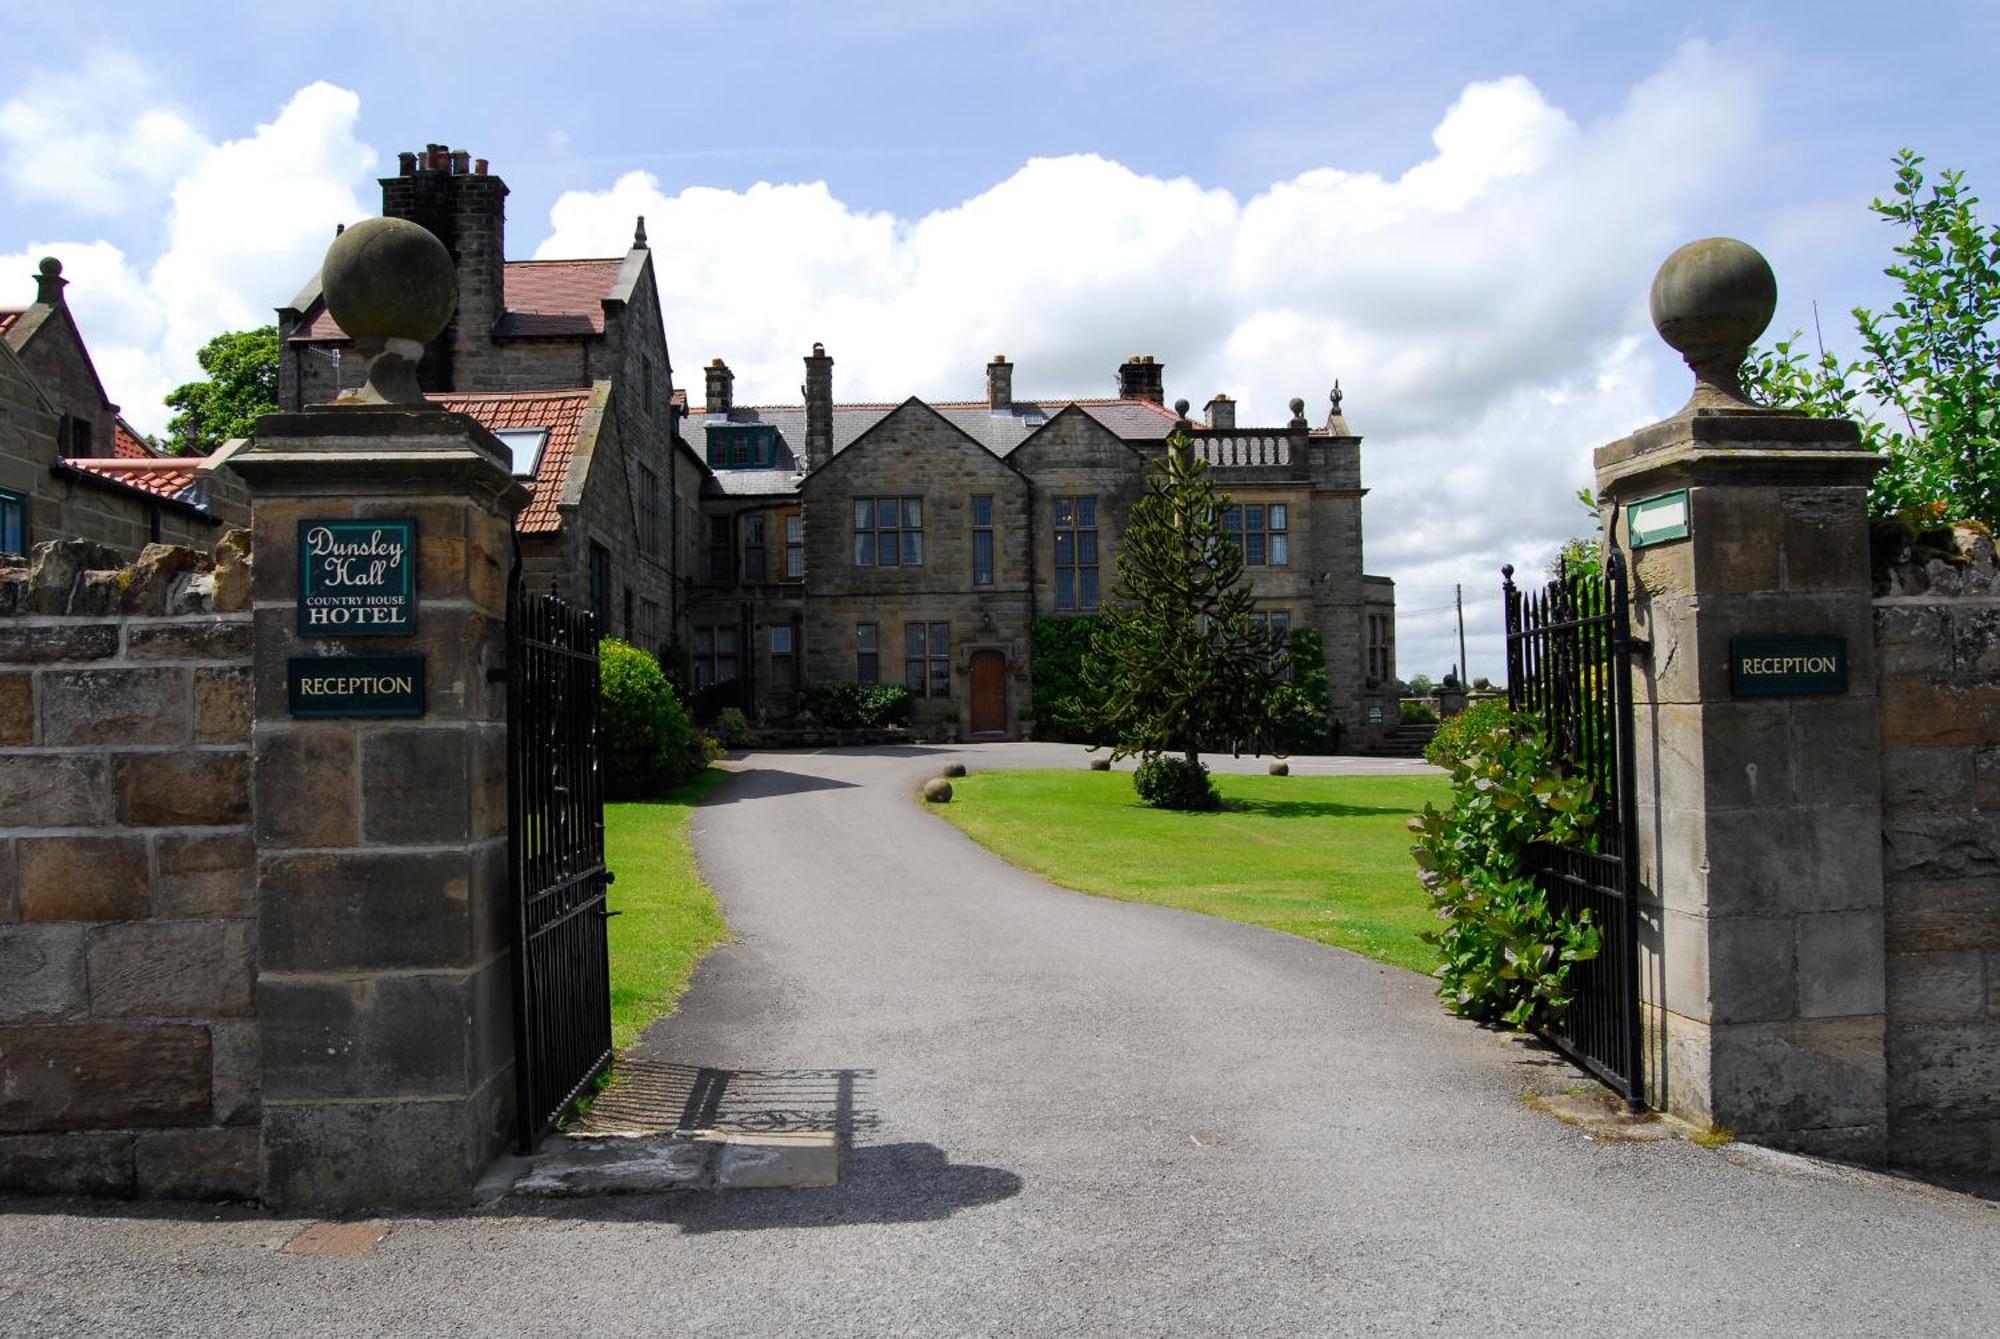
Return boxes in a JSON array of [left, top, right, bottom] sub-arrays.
[[398, 151, 417, 175], [474, 157, 488, 175], [450, 149, 470, 175]]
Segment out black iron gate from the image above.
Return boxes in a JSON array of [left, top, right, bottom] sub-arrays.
[[507, 578, 614, 1150], [1502, 548, 1644, 1107]]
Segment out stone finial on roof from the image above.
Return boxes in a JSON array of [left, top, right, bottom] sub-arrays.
[[634, 216, 648, 249], [34, 256, 65, 307], [1329, 380, 1342, 414], [319, 217, 457, 405], [1649, 236, 1776, 414], [1288, 397, 1307, 430]]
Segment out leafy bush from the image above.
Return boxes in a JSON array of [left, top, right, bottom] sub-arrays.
[[713, 707, 759, 749], [1264, 628, 1333, 753], [1133, 754, 1219, 811], [1407, 710, 1601, 1029], [1422, 696, 1510, 768], [1028, 615, 1102, 741], [798, 682, 912, 728], [599, 639, 703, 799], [1400, 700, 1439, 724]]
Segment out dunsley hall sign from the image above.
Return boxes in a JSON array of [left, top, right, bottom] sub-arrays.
[[288, 518, 427, 717]]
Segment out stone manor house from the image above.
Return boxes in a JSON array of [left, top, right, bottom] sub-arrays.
[[69, 142, 1402, 746]]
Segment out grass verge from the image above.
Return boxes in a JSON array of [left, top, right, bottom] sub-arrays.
[[933, 768, 1448, 973], [604, 768, 730, 1051]]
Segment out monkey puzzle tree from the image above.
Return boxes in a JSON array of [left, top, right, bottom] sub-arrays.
[[1080, 432, 1286, 809]]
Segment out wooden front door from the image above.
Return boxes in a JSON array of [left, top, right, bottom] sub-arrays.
[[969, 649, 1006, 734]]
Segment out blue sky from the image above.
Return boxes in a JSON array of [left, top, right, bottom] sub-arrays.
[[2, 0, 1995, 678]]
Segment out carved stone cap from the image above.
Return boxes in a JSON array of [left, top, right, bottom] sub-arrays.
[[1649, 237, 1776, 414]]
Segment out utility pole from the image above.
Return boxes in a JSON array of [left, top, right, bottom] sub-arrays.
[[1455, 583, 1469, 687]]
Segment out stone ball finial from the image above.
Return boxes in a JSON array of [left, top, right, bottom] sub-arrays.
[[1289, 396, 1306, 416], [1173, 397, 1190, 418], [320, 217, 455, 405], [1649, 237, 1776, 412], [37, 256, 61, 277]]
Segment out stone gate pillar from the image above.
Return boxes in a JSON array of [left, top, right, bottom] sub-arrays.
[[231, 219, 526, 1209], [1596, 239, 1887, 1158]]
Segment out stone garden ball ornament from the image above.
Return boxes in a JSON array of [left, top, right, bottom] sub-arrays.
[[320, 217, 457, 405], [1648, 236, 1777, 414]]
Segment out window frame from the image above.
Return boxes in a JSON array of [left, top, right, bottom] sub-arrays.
[[742, 514, 769, 582], [1222, 501, 1289, 566], [856, 622, 879, 684], [904, 621, 951, 697], [0, 488, 26, 558], [692, 624, 740, 690], [1052, 495, 1099, 611], [783, 510, 804, 581], [971, 494, 995, 587], [853, 496, 924, 568]]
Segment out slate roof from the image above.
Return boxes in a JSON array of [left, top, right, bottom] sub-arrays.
[[431, 388, 595, 535], [689, 396, 1188, 496], [292, 259, 624, 342]]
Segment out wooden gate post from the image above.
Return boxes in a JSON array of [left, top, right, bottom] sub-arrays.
[[1595, 239, 1888, 1158], [231, 220, 528, 1210]]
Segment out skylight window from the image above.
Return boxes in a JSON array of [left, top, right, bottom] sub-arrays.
[[494, 428, 550, 478]]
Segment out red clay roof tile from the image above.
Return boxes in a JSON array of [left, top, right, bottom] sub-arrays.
[[429, 388, 595, 535], [292, 259, 623, 342]]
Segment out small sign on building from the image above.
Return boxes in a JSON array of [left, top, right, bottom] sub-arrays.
[[1729, 637, 1848, 697], [287, 656, 427, 717], [298, 519, 416, 635], [1628, 488, 1691, 549]]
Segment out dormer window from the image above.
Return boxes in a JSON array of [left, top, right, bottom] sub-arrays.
[[493, 428, 550, 479], [705, 423, 779, 469]]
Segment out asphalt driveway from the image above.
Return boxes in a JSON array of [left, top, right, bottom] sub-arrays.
[[2, 743, 1995, 1337]]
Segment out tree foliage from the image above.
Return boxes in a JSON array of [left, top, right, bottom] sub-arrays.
[[1079, 433, 1286, 800], [1743, 150, 1999, 528], [163, 326, 280, 457]]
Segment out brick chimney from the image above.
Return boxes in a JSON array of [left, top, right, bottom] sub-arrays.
[[803, 343, 833, 473], [986, 355, 1013, 411], [378, 143, 507, 392], [1204, 394, 1235, 430], [1117, 355, 1164, 404], [704, 358, 734, 416]]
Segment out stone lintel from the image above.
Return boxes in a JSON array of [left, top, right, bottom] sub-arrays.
[[1598, 437, 1880, 506]]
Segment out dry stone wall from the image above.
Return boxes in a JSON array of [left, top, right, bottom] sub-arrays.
[[1874, 526, 2000, 1175], [0, 536, 257, 1198]]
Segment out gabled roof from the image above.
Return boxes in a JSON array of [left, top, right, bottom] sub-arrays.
[[291, 259, 625, 343], [430, 388, 595, 535], [689, 395, 1186, 495]]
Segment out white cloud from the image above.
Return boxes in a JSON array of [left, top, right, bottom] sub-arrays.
[[0, 53, 209, 215], [535, 41, 1760, 680], [1, 77, 373, 438]]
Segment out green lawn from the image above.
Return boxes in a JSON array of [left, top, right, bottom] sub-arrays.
[[934, 768, 1449, 973], [603, 769, 730, 1051]]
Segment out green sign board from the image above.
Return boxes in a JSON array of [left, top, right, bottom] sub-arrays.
[[1628, 488, 1691, 549], [1729, 638, 1848, 697], [287, 656, 426, 717], [298, 519, 416, 636]]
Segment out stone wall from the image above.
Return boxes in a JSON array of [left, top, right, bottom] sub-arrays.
[[0, 537, 258, 1199], [1873, 528, 2000, 1175]]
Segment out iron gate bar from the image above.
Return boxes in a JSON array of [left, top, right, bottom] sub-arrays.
[[507, 574, 614, 1151], [1502, 547, 1645, 1108]]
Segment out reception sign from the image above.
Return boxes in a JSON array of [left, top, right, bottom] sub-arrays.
[[298, 519, 416, 636], [1729, 638, 1848, 697], [287, 656, 427, 717]]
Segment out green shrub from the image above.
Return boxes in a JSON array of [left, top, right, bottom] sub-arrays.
[[798, 682, 912, 728], [1400, 699, 1439, 724], [1422, 696, 1510, 768], [1133, 754, 1219, 811], [1264, 628, 1334, 753], [714, 707, 759, 749], [599, 639, 702, 799], [1407, 709, 1601, 1029], [1028, 615, 1102, 742]]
